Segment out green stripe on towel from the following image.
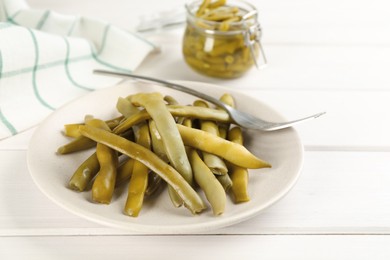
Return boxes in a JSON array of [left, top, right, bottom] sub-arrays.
[[27, 27, 55, 110], [0, 50, 2, 78], [91, 51, 132, 73], [64, 37, 94, 91], [6, 9, 21, 25], [66, 17, 79, 36], [1, 55, 92, 79], [0, 109, 17, 136], [0, 51, 17, 135], [96, 24, 111, 55], [0, 108, 17, 135], [128, 30, 157, 49], [36, 10, 50, 30]]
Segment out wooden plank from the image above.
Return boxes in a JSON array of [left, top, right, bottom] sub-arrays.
[[223, 150, 390, 234], [259, 0, 390, 44], [136, 39, 390, 91], [243, 90, 390, 149], [2, 150, 390, 236], [1, 235, 390, 260], [27, 0, 390, 44], [0, 129, 34, 150]]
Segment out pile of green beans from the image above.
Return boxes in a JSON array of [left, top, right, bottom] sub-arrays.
[[58, 92, 271, 217]]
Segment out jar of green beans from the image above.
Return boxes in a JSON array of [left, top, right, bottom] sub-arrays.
[[182, 0, 265, 79]]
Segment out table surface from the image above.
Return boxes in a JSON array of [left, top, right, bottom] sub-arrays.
[[2, 0, 390, 259]]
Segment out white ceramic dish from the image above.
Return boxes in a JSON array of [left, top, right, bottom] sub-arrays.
[[27, 80, 303, 234]]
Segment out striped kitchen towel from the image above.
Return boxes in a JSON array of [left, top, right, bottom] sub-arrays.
[[0, 0, 157, 139]]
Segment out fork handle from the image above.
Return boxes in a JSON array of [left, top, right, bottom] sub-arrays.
[[94, 70, 227, 109]]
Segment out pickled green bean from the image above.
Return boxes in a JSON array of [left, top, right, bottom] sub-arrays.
[[124, 123, 150, 217], [227, 126, 250, 202], [78, 125, 206, 214], [91, 119, 118, 204], [68, 152, 99, 192], [194, 100, 228, 175], [130, 93, 193, 186], [177, 124, 271, 169], [188, 148, 226, 216]]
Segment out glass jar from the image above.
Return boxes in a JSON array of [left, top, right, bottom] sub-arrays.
[[182, 0, 265, 79]]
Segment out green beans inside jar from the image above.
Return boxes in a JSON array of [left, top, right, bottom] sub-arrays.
[[182, 0, 264, 79]]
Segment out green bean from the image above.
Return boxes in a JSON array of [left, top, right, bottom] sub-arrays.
[[149, 120, 182, 207], [167, 183, 184, 207], [57, 135, 96, 154], [63, 116, 123, 138], [163, 95, 180, 105], [106, 117, 125, 129], [124, 122, 150, 217], [131, 93, 191, 208], [227, 126, 250, 202], [78, 125, 206, 214], [177, 124, 271, 169], [58, 114, 137, 154], [116, 97, 139, 118], [113, 105, 230, 135], [219, 16, 241, 31], [164, 95, 185, 124], [92, 141, 118, 204], [216, 173, 233, 191], [91, 119, 118, 204], [130, 93, 193, 186], [219, 93, 235, 107], [148, 120, 169, 163], [218, 126, 228, 140], [208, 0, 226, 9], [182, 118, 193, 128], [194, 100, 228, 175], [115, 158, 135, 187], [68, 152, 100, 192], [217, 93, 235, 139], [215, 94, 235, 190], [228, 162, 249, 202], [63, 123, 83, 138], [188, 148, 225, 216], [145, 172, 164, 196], [196, 0, 211, 17], [201, 7, 239, 21], [58, 116, 111, 155], [66, 116, 124, 191], [124, 159, 148, 216]]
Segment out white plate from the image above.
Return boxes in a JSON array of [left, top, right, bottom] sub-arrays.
[[27, 80, 303, 234]]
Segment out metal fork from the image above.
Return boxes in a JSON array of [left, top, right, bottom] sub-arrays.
[[94, 69, 325, 131]]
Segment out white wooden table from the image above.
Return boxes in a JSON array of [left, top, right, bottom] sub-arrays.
[[2, 0, 390, 258]]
